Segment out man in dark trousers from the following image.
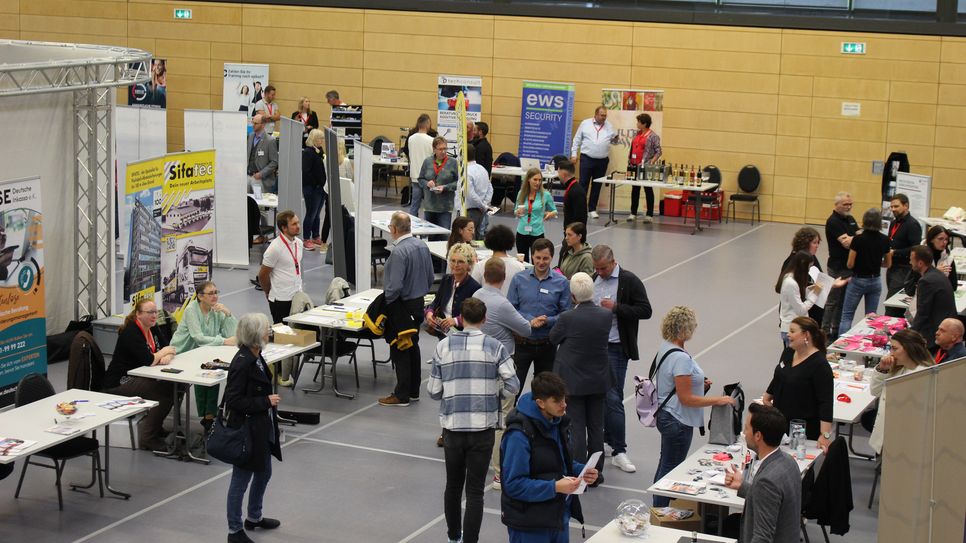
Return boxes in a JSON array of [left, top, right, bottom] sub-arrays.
[[558, 159, 586, 231], [378, 212, 435, 406], [472, 121, 493, 175], [885, 193, 922, 317], [823, 192, 858, 340], [906, 245, 957, 348], [725, 403, 802, 543]]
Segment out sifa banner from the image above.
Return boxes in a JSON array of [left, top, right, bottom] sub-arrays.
[[0, 177, 46, 407], [518, 81, 576, 165]]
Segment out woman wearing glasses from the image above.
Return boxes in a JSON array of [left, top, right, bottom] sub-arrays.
[[104, 299, 178, 451], [171, 281, 238, 433]]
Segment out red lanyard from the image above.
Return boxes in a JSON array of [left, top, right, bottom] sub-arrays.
[[135, 320, 156, 353], [527, 194, 537, 224], [935, 349, 947, 364], [594, 122, 605, 140], [889, 220, 901, 240], [433, 155, 449, 176], [299, 112, 309, 125], [279, 236, 300, 276], [564, 178, 579, 198]]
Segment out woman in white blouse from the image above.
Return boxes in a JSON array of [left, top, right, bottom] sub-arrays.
[[776, 250, 823, 348]]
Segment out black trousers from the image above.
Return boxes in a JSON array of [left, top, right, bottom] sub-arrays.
[[443, 428, 494, 543], [822, 264, 847, 341], [578, 154, 609, 212], [392, 297, 425, 401], [629, 186, 655, 216], [515, 232, 544, 264], [268, 300, 292, 324], [109, 377, 175, 444], [568, 393, 606, 473], [885, 265, 911, 317], [514, 342, 556, 398]]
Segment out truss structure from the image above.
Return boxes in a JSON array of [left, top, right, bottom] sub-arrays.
[[0, 40, 152, 318]]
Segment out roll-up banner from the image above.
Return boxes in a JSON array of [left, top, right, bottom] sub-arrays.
[[224, 63, 270, 119], [518, 81, 576, 165], [437, 75, 482, 149], [124, 157, 164, 310], [0, 176, 46, 407], [128, 58, 167, 109], [601, 89, 664, 174]]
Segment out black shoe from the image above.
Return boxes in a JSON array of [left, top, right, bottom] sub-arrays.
[[200, 417, 214, 437], [227, 530, 255, 543], [244, 517, 281, 530], [250, 279, 263, 291]]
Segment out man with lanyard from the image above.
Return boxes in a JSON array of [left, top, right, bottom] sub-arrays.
[[627, 113, 662, 223], [559, 159, 586, 232], [571, 105, 619, 220], [247, 114, 278, 194], [823, 192, 858, 339], [885, 193, 922, 317], [507, 238, 570, 399], [932, 318, 966, 364], [253, 84, 281, 134], [258, 210, 303, 325]]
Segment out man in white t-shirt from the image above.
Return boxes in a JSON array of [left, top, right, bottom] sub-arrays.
[[407, 114, 434, 216], [258, 210, 304, 324], [253, 84, 281, 134]]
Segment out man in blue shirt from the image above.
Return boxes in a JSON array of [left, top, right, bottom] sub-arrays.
[[507, 238, 570, 398]]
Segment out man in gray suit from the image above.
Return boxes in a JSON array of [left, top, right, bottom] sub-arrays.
[[726, 403, 801, 543], [248, 114, 278, 193]]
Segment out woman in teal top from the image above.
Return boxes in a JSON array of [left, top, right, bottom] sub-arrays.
[[170, 281, 238, 432], [514, 168, 557, 262]]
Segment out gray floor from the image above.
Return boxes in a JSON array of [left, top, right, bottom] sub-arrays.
[[0, 199, 881, 543]]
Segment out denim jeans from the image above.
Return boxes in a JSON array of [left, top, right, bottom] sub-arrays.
[[652, 410, 694, 507], [424, 210, 452, 241], [604, 343, 629, 455], [838, 275, 882, 337], [409, 182, 424, 216], [443, 428, 495, 543], [302, 185, 326, 240], [227, 449, 272, 533]]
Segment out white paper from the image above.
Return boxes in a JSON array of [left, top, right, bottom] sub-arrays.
[[808, 266, 835, 309], [573, 451, 602, 494]]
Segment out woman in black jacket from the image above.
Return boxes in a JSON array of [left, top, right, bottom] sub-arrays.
[[291, 97, 319, 146], [302, 129, 328, 251], [424, 243, 481, 338], [225, 313, 282, 543]]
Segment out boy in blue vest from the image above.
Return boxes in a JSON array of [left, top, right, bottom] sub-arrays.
[[500, 372, 598, 543]]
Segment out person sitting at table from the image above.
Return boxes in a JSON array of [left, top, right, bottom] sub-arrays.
[[926, 225, 958, 290], [170, 281, 238, 434], [470, 224, 526, 296], [776, 251, 823, 348], [903, 245, 957, 349], [868, 328, 933, 455], [764, 316, 834, 453], [557, 222, 593, 280], [104, 299, 177, 451], [839, 208, 893, 337], [780, 227, 825, 324], [652, 306, 736, 507], [425, 243, 481, 338], [932, 317, 966, 363], [514, 168, 556, 263], [445, 216, 476, 273]]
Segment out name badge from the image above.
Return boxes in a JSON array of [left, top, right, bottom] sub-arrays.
[[524, 225, 533, 233], [540, 288, 550, 294], [258, 150, 265, 156]]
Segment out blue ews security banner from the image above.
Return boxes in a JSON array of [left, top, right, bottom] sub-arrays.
[[518, 81, 576, 165]]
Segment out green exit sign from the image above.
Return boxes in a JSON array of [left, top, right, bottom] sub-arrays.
[[174, 8, 192, 20], [841, 42, 866, 55]]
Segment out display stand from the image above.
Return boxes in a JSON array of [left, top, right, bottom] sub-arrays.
[[353, 143, 373, 291], [324, 128, 347, 281], [277, 117, 304, 221], [330, 105, 362, 153]]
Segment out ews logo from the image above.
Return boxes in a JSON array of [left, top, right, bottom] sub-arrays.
[[526, 93, 565, 109]]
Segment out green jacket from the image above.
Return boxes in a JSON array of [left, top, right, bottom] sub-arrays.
[[559, 244, 594, 279], [170, 299, 238, 352]]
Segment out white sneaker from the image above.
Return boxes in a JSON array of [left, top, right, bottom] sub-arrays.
[[641, 215, 653, 224], [626, 214, 636, 222], [590, 211, 599, 219], [611, 453, 637, 473]]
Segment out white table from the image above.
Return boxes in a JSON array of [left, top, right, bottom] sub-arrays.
[[951, 247, 966, 276], [0, 389, 158, 501], [491, 166, 559, 180], [251, 193, 278, 209], [828, 315, 907, 360], [285, 289, 382, 399], [369, 210, 450, 238], [647, 441, 821, 534], [828, 362, 878, 459], [128, 343, 320, 463], [372, 156, 408, 167], [587, 520, 735, 542], [883, 280, 966, 313], [593, 177, 719, 233]]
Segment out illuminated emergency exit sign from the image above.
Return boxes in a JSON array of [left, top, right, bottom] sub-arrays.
[[174, 8, 192, 20], [841, 42, 866, 55]]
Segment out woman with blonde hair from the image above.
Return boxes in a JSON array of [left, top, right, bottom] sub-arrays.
[[302, 129, 328, 251], [514, 168, 556, 263], [291, 96, 319, 146], [424, 243, 481, 338]]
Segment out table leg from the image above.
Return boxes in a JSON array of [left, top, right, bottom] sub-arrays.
[[839, 421, 874, 460], [101, 425, 131, 499], [605, 183, 617, 227], [272, 358, 298, 426], [691, 191, 704, 235], [330, 329, 355, 400], [302, 330, 329, 394]]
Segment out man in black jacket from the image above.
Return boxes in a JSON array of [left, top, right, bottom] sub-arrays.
[[591, 245, 652, 473], [558, 159, 586, 232], [823, 192, 858, 339], [906, 245, 957, 348], [885, 193, 922, 317], [472, 121, 493, 175]]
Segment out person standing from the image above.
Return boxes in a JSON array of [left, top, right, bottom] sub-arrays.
[[470, 225, 527, 296], [823, 192, 858, 339], [508, 239, 570, 394], [557, 222, 593, 280], [905, 245, 957, 348], [591, 245, 652, 474], [257, 211, 303, 325], [838, 208, 893, 337], [558, 160, 586, 232], [419, 136, 459, 231], [514, 169, 557, 263], [571, 106, 618, 219], [291, 97, 319, 146], [885, 193, 922, 317], [472, 121, 493, 174], [378, 212, 435, 406], [464, 143, 493, 239], [626, 113, 662, 223], [224, 313, 282, 543], [724, 403, 802, 543], [301, 129, 327, 251], [500, 372, 598, 543], [407, 114, 435, 216], [776, 251, 823, 348], [428, 298, 520, 543], [779, 227, 826, 325], [252, 85, 280, 134], [247, 115, 278, 194], [325, 89, 346, 108], [550, 272, 612, 483]]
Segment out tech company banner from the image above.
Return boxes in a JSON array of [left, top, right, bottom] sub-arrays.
[[518, 81, 576, 165]]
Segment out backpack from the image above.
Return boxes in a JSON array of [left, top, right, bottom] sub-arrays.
[[633, 348, 683, 427], [708, 382, 745, 445]]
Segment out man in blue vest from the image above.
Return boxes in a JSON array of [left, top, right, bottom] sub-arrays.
[[501, 372, 598, 543]]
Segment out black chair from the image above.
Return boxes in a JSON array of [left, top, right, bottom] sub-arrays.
[[371, 239, 392, 282], [369, 135, 399, 196], [727, 165, 761, 224], [682, 165, 723, 228], [14, 373, 103, 510]]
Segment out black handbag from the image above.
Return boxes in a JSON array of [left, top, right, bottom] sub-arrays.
[[206, 407, 251, 466]]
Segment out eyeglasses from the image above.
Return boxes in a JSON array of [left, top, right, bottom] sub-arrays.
[[140, 310, 158, 315], [203, 290, 219, 296]]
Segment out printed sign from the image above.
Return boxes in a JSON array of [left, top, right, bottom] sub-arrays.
[[518, 81, 576, 165]]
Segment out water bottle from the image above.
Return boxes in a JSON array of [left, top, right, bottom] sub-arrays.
[[796, 430, 806, 460]]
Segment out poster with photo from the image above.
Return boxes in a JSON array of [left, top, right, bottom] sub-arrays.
[[128, 59, 167, 109], [601, 88, 664, 173], [223, 63, 270, 119], [123, 157, 164, 308], [0, 177, 46, 407], [437, 75, 482, 145]]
